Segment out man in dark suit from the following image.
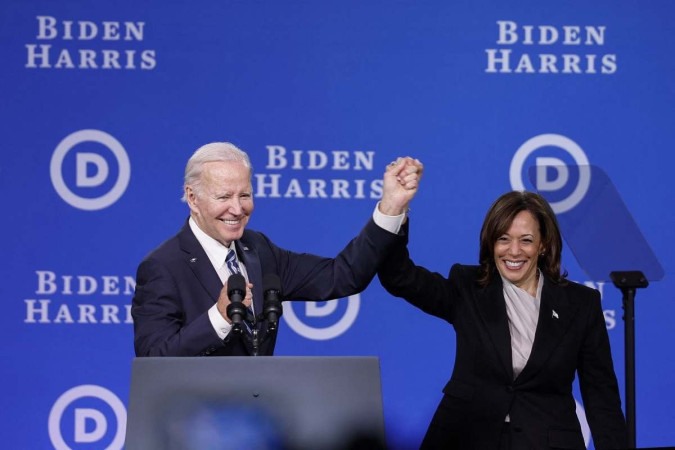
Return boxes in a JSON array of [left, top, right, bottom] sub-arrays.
[[132, 142, 421, 357], [378, 190, 627, 449]]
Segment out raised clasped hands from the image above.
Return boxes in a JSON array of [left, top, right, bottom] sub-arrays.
[[379, 156, 424, 216]]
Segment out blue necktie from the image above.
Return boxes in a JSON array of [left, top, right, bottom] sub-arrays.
[[225, 249, 242, 276], [226, 249, 255, 324]]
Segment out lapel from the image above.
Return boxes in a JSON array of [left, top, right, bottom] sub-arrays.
[[515, 278, 577, 383], [236, 234, 263, 316], [178, 220, 223, 303], [476, 277, 514, 380]]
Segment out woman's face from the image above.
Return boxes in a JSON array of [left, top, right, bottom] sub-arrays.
[[493, 210, 544, 295]]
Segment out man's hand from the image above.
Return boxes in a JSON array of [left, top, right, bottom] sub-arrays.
[[379, 157, 424, 216]]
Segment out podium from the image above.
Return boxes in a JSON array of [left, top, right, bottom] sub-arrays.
[[125, 356, 386, 450]]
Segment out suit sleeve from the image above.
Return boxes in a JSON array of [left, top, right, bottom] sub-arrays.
[[376, 220, 458, 323], [577, 290, 628, 449], [273, 218, 405, 301], [132, 257, 224, 357]]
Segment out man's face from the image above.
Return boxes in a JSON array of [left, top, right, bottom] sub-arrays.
[[186, 160, 254, 246]]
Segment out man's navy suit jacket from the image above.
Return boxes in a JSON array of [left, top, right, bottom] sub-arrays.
[[132, 217, 397, 357]]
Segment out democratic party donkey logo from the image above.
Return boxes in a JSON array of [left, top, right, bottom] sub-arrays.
[[50, 129, 131, 210], [509, 133, 663, 282]]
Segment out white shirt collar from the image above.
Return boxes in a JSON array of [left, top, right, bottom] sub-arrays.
[[188, 216, 234, 271]]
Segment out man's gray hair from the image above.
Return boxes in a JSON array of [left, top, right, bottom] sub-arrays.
[[181, 142, 252, 202]]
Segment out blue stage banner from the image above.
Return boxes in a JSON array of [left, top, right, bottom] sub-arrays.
[[1, 1, 673, 448]]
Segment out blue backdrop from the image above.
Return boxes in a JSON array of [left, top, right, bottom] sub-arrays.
[[2, 1, 674, 448]]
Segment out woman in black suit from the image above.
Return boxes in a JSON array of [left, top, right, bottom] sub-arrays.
[[378, 190, 627, 450]]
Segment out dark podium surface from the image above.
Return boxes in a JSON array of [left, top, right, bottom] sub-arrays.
[[125, 356, 386, 450]]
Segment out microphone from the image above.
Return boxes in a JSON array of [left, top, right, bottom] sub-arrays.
[[262, 274, 283, 331], [226, 273, 247, 331]]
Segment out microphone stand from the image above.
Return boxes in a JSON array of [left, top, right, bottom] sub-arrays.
[[241, 314, 279, 357], [610, 270, 648, 449], [244, 283, 283, 356], [251, 327, 259, 357], [229, 274, 283, 356]]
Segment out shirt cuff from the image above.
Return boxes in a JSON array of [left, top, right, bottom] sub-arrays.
[[208, 303, 232, 340], [373, 202, 407, 234]]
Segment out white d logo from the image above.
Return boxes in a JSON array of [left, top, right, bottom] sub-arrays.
[[283, 294, 360, 340], [48, 384, 127, 450], [509, 134, 591, 214], [50, 129, 131, 210]]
